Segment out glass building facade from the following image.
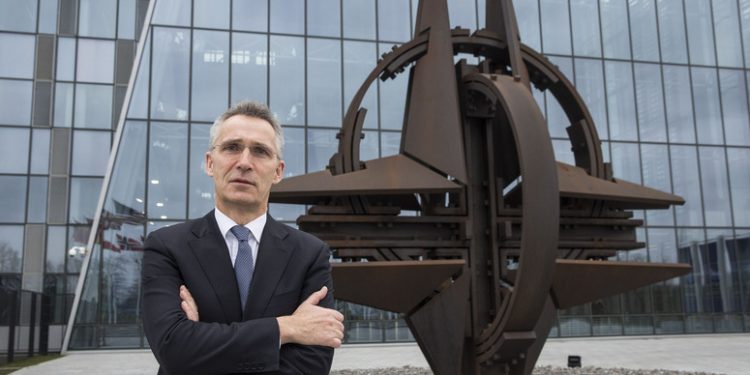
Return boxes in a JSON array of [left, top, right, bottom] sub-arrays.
[[0, 0, 749, 352]]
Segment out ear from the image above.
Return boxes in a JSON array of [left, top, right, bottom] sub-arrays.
[[272, 159, 285, 184], [205, 151, 214, 177]]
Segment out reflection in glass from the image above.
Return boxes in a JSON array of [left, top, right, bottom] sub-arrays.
[[46, 226, 66, 273], [270, 36, 305, 125], [0, 79, 32, 125], [360, 130, 379, 161], [343, 0, 376, 40], [605, 61, 638, 141], [552, 139, 575, 165], [231, 32, 267, 105], [0, 33, 35, 79], [281, 127, 304, 177], [128, 32, 150, 119], [610, 142, 641, 184], [307, 129, 338, 172], [105, 121, 146, 223], [713, 0, 743, 67], [570, 0, 601, 57], [629, 0, 659, 61], [194, 0, 229, 29], [69, 177, 103, 224], [27, 176, 48, 223], [634, 63, 666, 142], [662, 66, 695, 143], [698, 147, 732, 227], [657, 0, 688, 64], [671, 145, 704, 226], [692, 68, 723, 145], [344, 41, 378, 130], [72, 131, 111, 176], [574, 58, 608, 140], [0, 127, 29, 173], [118, 0, 135, 39], [381, 131, 401, 157], [152, 0, 191, 26], [640, 144, 673, 226], [0, 1, 37, 32], [684, 0, 716, 66], [54, 83, 74, 127], [0, 226, 24, 273], [57, 37, 76, 81], [727, 148, 750, 227], [151, 27, 190, 121], [308, 38, 342, 126], [192, 30, 229, 121], [742, 0, 750, 67], [30, 129, 50, 174], [233, 0, 267, 32], [600, 0, 631, 59], [189, 124, 213, 219], [720, 70, 750, 146], [308, 0, 340, 37], [0, 176, 26, 223], [75, 84, 113, 129], [78, 0, 116, 38], [76, 39, 115, 83], [270, 0, 304, 35], [540, 0, 571, 55], [148, 122, 187, 220]]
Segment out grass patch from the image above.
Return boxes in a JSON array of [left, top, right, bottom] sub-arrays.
[[0, 354, 61, 375]]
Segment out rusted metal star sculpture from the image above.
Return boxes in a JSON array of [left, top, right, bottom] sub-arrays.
[[270, 1, 691, 374]]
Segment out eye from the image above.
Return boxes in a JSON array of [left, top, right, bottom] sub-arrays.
[[251, 145, 272, 158], [221, 142, 243, 153]]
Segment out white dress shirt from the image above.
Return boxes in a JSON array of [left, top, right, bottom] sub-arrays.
[[214, 208, 267, 267]]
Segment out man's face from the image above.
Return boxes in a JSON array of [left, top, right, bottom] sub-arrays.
[[205, 115, 285, 216]]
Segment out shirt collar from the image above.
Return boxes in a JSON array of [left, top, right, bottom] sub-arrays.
[[214, 207, 267, 243]]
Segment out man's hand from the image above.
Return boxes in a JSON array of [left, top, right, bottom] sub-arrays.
[[180, 285, 199, 322], [276, 286, 345, 348]]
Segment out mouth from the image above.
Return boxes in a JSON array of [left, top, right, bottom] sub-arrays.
[[229, 178, 255, 186]]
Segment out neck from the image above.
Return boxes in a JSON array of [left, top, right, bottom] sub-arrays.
[[216, 203, 266, 225]]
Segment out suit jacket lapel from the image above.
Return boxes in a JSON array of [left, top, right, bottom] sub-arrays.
[[244, 215, 293, 319], [188, 211, 243, 322]]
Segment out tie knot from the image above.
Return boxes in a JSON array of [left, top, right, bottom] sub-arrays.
[[230, 225, 252, 242]]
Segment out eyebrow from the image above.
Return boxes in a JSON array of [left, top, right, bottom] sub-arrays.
[[218, 138, 275, 152]]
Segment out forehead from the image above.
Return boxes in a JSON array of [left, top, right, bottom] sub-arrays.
[[216, 115, 276, 144]]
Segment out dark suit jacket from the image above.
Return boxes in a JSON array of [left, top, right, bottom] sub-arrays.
[[141, 211, 335, 374]]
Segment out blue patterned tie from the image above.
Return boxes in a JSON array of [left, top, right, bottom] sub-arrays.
[[230, 225, 255, 310]]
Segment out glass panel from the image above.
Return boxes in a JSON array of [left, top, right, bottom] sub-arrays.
[[742, 0, 750, 68], [574, 58, 608, 140], [56, 37, 76, 81], [46, 226, 66, 273], [624, 316, 653, 335], [629, 0, 659, 61], [194, 0, 229, 29], [27, 176, 48, 223], [39, 0, 58, 34], [361, 130, 379, 161], [727, 148, 750, 227], [516, 0, 540, 51], [343, 0, 376, 40], [232, 0, 267, 32], [0, 79, 32, 125], [698, 147, 732, 226], [231, 32, 267, 104], [600, 0, 630, 59], [0, 33, 35, 79], [570, 0, 601, 58], [105, 121, 146, 224], [447, 0, 476, 30], [0, 0, 37, 32], [592, 316, 622, 336], [152, 0, 191, 26], [605, 61, 638, 141], [76, 39, 115, 84], [72, 130, 111, 176], [270, 36, 304, 125], [151, 27, 190, 121], [192, 30, 229, 121], [69, 178, 102, 223], [54, 82, 74, 127], [128, 32, 150, 119], [540, 0, 571, 55], [380, 0, 411, 42], [189, 124, 213, 219], [721, 70, 750, 146], [379, 43, 409, 130], [657, 0, 688, 64], [30, 129, 50, 174], [558, 317, 591, 337], [610, 142, 641, 184], [308, 0, 340, 37], [0, 176, 26, 223], [282, 127, 304, 177], [0, 225, 24, 272], [118, 0, 135, 39], [270, 0, 304, 35], [78, 0, 116, 38], [662, 66, 694, 143], [634, 63, 666, 142], [692, 67, 723, 145], [640, 144, 673, 226], [0, 127, 30, 173], [552, 139, 575, 165], [712, 0, 743, 67], [684, 0, 715, 66], [75, 84, 113, 129], [148, 122, 188, 220], [381, 131, 400, 157], [307, 38, 342, 127], [307, 128, 338, 172], [343, 41, 378, 130], [670, 145, 704, 226]]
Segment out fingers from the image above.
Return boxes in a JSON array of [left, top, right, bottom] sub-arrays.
[[302, 286, 328, 306], [180, 285, 199, 322]]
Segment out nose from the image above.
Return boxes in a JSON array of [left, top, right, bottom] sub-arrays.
[[235, 147, 254, 170]]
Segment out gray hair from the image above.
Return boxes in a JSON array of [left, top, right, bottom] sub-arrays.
[[209, 101, 285, 158]]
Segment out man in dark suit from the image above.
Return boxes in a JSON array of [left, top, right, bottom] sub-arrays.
[[141, 101, 344, 374]]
